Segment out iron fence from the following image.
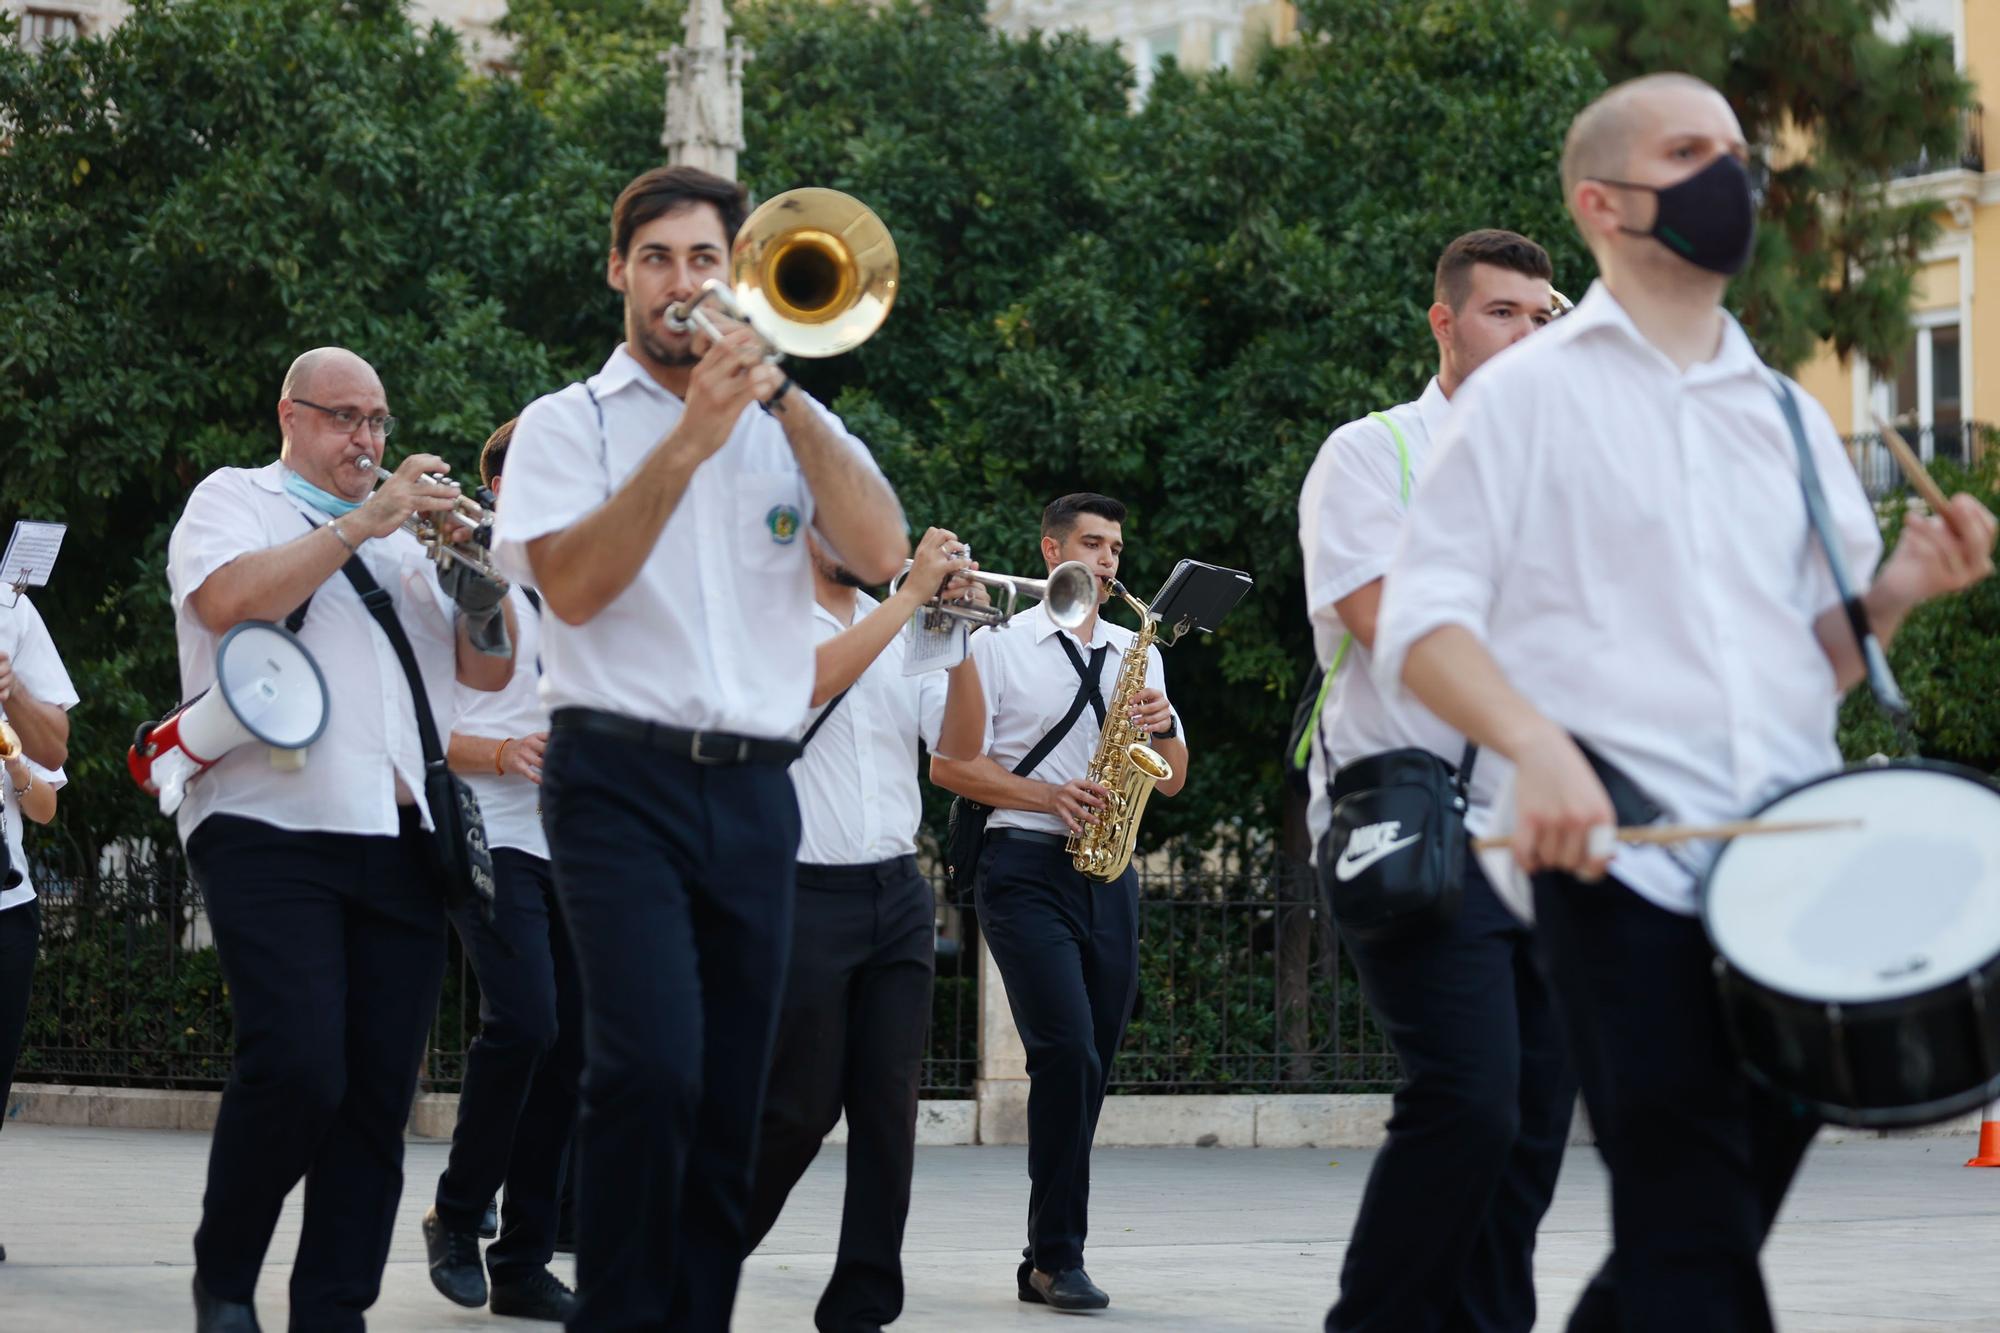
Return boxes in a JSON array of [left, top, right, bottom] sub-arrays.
[[15, 848, 1391, 1100], [1844, 421, 1990, 500]]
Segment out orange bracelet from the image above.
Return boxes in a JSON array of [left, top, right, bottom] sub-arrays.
[[494, 739, 511, 776]]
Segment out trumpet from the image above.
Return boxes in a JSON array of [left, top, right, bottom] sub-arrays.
[[891, 557, 1098, 632], [0, 721, 18, 763], [353, 457, 507, 582], [666, 187, 899, 362]]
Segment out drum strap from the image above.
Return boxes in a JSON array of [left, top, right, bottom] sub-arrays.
[[1771, 377, 1912, 728]]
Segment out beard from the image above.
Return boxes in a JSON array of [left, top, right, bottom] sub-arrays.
[[634, 303, 700, 368], [828, 565, 870, 589]]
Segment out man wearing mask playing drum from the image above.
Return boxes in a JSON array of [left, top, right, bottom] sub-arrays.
[[1374, 73, 1997, 1333]]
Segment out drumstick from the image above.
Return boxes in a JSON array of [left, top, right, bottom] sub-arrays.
[[1871, 414, 1953, 514], [1471, 817, 1860, 854]]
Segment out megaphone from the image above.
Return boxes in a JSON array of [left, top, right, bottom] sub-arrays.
[[128, 621, 330, 816]]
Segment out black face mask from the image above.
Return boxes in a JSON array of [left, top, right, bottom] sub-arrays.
[[1595, 155, 1757, 277]]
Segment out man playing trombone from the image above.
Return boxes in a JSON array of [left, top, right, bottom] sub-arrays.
[[168, 346, 515, 1333], [491, 165, 908, 1332], [742, 525, 985, 1333]]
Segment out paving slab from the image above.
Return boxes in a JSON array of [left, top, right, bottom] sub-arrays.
[[0, 1125, 1995, 1330]]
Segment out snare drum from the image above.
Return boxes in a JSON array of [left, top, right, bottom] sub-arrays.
[[1702, 761, 2000, 1128]]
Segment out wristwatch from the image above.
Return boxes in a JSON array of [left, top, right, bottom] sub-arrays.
[[1155, 714, 1178, 741]]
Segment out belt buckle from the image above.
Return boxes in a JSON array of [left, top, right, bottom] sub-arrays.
[[689, 731, 745, 765]]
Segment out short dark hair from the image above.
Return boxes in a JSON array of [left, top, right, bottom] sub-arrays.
[[1433, 230, 1553, 310], [479, 417, 517, 488], [1042, 492, 1127, 542], [610, 165, 751, 259]]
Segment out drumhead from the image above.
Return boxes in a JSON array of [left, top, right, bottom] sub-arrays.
[[1702, 763, 2000, 1005]]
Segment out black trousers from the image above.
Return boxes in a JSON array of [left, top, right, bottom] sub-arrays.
[[1533, 872, 1820, 1333], [976, 834, 1139, 1276], [744, 854, 936, 1333], [541, 725, 800, 1333], [186, 811, 447, 1333], [1326, 858, 1575, 1333], [0, 898, 39, 1128], [434, 847, 583, 1279]]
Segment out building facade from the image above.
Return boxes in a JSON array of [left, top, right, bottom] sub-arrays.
[[1794, 0, 1993, 491]]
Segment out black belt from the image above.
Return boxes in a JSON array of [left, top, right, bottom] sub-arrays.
[[550, 707, 803, 766], [796, 854, 921, 887], [986, 828, 1070, 850]]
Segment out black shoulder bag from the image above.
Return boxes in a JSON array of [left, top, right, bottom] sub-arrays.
[[341, 560, 499, 925], [1317, 725, 1478, 943], [289, 545, 499, 926], [944, 641, 1107, 903]]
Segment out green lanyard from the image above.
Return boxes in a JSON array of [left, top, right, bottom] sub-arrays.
[[1292, 410, 1413, 770]]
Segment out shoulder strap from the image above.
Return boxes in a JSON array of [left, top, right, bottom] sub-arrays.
[[582, 381, 611, 489], [338, 557, 449, 772], [1366, 410, 1414, 504], [1296, 410, 1417, 766], [800, 687, 852, 749], [1014, 642, 1108, 778], [523, 587, 542, 615], [1055, 635, 1108, 727], [1771, 376, 1908, 719]]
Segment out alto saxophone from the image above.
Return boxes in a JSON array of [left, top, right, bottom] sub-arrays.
[[1067, 582, 1175, 881]]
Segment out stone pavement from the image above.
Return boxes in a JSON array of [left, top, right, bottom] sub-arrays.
[[0, 1124, 1995, 1330]]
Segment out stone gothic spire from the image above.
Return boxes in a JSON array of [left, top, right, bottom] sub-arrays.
[[659, 0, 751, 179]]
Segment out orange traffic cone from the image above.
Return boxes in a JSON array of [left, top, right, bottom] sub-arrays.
[[1967, 1100, 2000, 1168]]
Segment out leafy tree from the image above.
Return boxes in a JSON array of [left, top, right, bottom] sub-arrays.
[[1533, 0, 1977, 374], [0, 0, 619, 847]]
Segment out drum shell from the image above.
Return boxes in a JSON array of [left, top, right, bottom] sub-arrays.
[[1715, 951, 2000, 1128], [1705, 758, 2000, 1129]]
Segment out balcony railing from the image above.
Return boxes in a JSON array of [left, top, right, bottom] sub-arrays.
[[1843, 420, 1990, 499], [1892, 102, 1985, 179]]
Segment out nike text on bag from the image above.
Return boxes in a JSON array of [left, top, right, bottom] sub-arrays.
[[1317, 744, 1475, 943]]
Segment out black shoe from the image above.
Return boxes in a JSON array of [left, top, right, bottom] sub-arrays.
[[192, 1273, 263, 1332], [489, 1267, 579, 1322], [422, 1205, 488, 1308], [479, 1197, 499, 1240], [1028, 1267, 1110, 1312]]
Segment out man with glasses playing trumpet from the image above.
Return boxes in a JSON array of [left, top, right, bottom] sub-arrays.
[[491, 165, 909, 1332], [741, 525, 986, 1333], [168, 345, 515, 1333]]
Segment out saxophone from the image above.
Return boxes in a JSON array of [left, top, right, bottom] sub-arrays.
[[1067, 582, 1175, 881]]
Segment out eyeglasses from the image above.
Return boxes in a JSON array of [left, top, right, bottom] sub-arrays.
[[291, 398, 397, 439]]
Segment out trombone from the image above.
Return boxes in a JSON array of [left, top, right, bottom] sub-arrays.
[[892, 558, 1099, 632], [666, 187, 899, 362], [354, 458, 507, 582]]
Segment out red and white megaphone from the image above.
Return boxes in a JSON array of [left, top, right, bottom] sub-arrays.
[[128, 621, 330, 816]]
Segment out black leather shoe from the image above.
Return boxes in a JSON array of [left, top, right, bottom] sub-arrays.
[[479, 1198, 499, 1240], [1028, 1267, 1110, 1311], [192, 1273, 263, 1332], [422, 1205, 488, 1308], [490, 1267, 580, 1322]]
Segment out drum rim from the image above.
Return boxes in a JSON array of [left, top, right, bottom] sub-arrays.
[[1699, 757, 2000, 925]]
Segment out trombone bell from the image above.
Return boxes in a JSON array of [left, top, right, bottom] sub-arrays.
[[668, 187, 898, 361]]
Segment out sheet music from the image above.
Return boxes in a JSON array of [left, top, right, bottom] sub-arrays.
[[0, 521, 65, 590], [902, 608, 968, 675]]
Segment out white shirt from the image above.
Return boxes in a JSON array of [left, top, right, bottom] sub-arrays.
[[1373, 282, 1883, 915], [969, 600, 1179, 837], [1298, 377, 1500, 853], [1, 758, 65, 912], [453, 583, 549, 859], [792, 593, 947, 864], [492, 345, 887, 739], [0, 593, 80, 719], [167, 461, 470, 844], [0, 593, 80, 911]]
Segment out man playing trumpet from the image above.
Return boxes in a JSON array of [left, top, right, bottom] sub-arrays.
[[742, 525, 985, 1333], [168, 346, 515, 1333]]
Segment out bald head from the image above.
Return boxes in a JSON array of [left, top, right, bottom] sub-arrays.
[[280, 346, 377, 402], [1561, 73, 1732, 203]]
